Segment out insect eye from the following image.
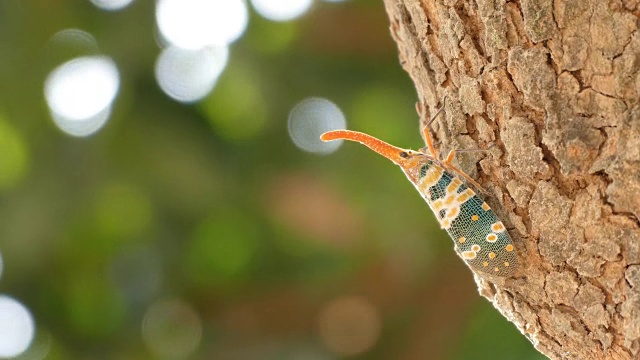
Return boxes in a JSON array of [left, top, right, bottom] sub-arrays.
[[399, 151, 409, 158]]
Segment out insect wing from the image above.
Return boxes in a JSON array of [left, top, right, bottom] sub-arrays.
[[417, 165, 517, 277]]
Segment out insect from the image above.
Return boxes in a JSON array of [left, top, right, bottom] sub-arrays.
[[320, 101, 518, 278]]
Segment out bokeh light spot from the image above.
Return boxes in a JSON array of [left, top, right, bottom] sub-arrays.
[[155, 45, 228, 103], [156, 0, 248, 49], [91, 0, 134, 11], [186, 212, 259, 284], [288, 97, 346, 154], [0, 295, 35, 358], [49, 106, 112, 138], [317, 295, 381, 356], [45, 56, 119, 120], [11, 330, 52, 360], [0, 115, 28, 190], [142, 299, 202, 359], [49, 28, 99, 54], [44, 56, 120, 137], [251, 0, 313, 22]]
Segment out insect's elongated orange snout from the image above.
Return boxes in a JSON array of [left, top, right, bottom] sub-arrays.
[[320, 130, 415, 167], [320, 112, 519, 278]]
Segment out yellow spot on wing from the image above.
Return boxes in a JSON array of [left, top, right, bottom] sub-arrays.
[[418, 178, 430, 193], [471, 244, 480, 252], [462, 251, 476, 259], [458, 237, 466, 244], [444, 194, 456, 206], [492, 222, 505, 232], [504, 261, 510, 267], [488, 252, 496, 259], [505, 244, 514, 252], [482, 202, 490, 211], [486, 233, 497, 243], [446, 179, 462, 194], [421, 166, 444, 188], [471, 214, 479, 221], [446, 207, 459, 219], [455, 189, 475, 203], [483, 261, 488, 267]]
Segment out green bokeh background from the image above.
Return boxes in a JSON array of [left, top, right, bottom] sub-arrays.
[[0, 1, 542, 359]]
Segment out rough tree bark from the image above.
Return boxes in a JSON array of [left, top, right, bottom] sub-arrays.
[[381, 0, 640, 359]]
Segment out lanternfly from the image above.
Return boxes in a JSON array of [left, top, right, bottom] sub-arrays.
[[320, 101, 518, 278]]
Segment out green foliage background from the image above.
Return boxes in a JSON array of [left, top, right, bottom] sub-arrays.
[[0, 1, 542, 359]]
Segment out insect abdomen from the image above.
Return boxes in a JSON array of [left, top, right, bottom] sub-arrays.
[[417, 163, 517, 277]]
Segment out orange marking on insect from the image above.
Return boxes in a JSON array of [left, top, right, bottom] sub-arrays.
[[421, 167, 444, 188], [418, 172, 438, 193], [432, 199, 444, 211], [455, 189, 475, 203], [444, 194, 456, 206], [446, 206, 459, 219], [446, 178, 462, 194], [492, 222, 505, 232], [462, 251, 477, 259]]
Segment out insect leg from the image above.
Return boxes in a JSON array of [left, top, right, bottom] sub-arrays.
[[443, 144, 496, 163], [442, 144, 496, 193], [421, 97, 446, 159]]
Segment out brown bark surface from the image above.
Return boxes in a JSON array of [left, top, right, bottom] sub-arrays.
[[381, 0, 640, 359]]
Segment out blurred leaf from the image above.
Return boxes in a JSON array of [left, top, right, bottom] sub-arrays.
[[93, 182, 153, 240], [185, 210, 261, 285], [0, 113, 28, 189], [350, 85, 418, 146], [65, 272, 127, 339]]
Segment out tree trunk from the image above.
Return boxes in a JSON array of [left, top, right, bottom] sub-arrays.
[[381, 0, 640, 359]]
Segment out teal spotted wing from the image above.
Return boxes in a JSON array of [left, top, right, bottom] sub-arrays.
[[417, 163, 517, 277]]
